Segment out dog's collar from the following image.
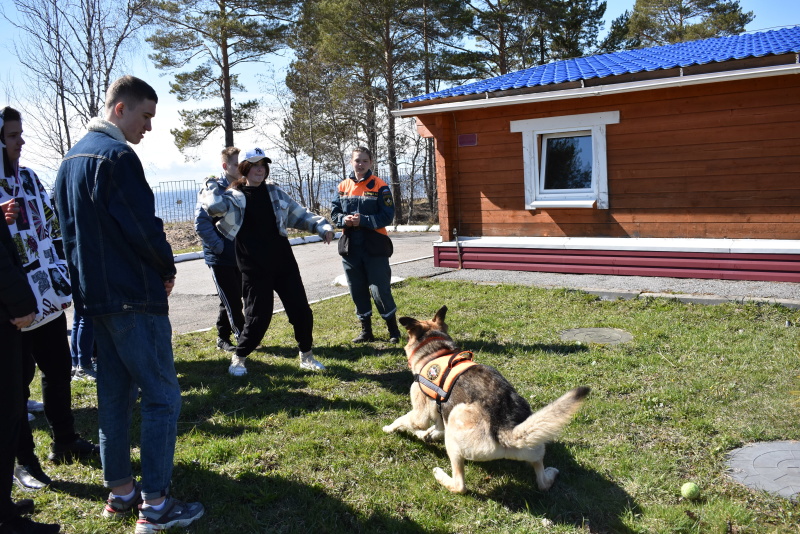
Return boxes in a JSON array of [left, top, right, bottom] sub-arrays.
[[407, 335, 451, 368]]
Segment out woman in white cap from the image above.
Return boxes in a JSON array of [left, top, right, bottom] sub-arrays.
[[225, 147, 334, 376]]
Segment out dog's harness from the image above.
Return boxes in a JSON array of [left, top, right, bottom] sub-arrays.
[[409, 336, 476, 403]]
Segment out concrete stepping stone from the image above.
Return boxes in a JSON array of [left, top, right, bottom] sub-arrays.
[[727, 441, 800, 501], [560, 327, 633, 345]]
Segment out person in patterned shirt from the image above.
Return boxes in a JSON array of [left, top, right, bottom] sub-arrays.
[[1, 107, 99, 494]]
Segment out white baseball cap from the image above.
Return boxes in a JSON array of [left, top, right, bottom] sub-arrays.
[[244, 147, 272, 164]]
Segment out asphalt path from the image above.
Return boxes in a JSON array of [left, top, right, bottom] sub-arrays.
[[64, 231, 800, 336], [168, 232, 448, 335]]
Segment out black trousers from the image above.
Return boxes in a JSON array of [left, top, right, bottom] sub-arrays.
[[235, 255, 314, 358], [0, 322, 24, 522], [209, 263, 244, 341], [17, 313, 78, 464]]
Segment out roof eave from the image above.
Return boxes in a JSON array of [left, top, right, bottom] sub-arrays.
[[393, 59, 800, 118]]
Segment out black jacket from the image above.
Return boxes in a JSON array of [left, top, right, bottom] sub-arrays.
[[0, 220, 37, 323]]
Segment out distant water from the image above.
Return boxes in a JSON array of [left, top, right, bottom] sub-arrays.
[[153, 185, 200, 223]]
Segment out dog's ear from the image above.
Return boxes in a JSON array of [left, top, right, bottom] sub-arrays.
[[433, 306, 448, 330], [398, 317, 417, 331]]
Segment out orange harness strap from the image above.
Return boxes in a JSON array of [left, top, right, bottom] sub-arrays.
[[415, 351, 476, 403]]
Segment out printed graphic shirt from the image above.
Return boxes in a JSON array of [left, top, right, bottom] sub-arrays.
[[0, 167, 71, 329]]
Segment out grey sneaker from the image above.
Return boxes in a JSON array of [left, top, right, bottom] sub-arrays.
[[299, 350, 325, 371], [72, 366, 97, 381], [134, 497, 204, 534], [102, 480, 143, 520]]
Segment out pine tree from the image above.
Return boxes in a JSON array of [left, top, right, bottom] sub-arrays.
[[144, 0, 296, 154], [598, 10, 641, 53], [627, 0, 754, 46], [549, 0, 607, 60]]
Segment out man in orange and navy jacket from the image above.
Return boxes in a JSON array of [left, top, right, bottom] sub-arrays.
[[330, 147, 401, 344]]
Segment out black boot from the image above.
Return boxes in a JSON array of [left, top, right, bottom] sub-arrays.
[[386, 315, 401, 344], [352, 317, 374, 343]]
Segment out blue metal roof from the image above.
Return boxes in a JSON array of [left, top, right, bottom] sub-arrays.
[[403, 26, 800, 104]]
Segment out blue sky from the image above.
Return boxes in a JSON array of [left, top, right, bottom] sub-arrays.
[[1, 0, 798, 186]]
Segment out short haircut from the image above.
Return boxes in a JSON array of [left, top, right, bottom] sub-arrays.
[[352, 146, 372, 160], [221, 146, 240, 164], [1, 106, 22, 177], [0, 106, 21, 127], [105, 75, 158, 112]]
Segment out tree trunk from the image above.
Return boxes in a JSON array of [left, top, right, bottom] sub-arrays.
[[383, 20, 403, 224], [220, 7, 234, 148]]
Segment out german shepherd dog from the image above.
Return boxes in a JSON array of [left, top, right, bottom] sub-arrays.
[[383, 305, 590, 494]]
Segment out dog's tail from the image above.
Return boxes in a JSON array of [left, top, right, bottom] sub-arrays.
[[499, 387, 590, 448]]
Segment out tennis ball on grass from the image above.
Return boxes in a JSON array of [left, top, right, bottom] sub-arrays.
[[681, 482, 700, 500]]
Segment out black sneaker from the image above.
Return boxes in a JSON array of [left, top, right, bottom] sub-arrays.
[[47, 436, 100, 463], [13, 464, 52, 491], [102, 480, 143, 521], [134, 497, 204, 534], [216, 337, 236, 352], [12, 499, 34, 516], [0, 516, 60, 533]]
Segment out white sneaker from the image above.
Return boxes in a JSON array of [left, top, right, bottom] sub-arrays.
[[299, 350, 325, 371], [228, 355, 248, 376], [27, 399, 44, 412]]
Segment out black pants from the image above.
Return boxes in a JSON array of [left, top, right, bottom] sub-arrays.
[[0, 322, 24, 522], [17, 313, 78, 464], [209, 263, 244, 341], [236, 255, 314, 358]]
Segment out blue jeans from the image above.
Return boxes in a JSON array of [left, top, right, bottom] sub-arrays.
[[341, 246, 397, 320], [93, 312, 181, 500], [70, 311, 95, 368]]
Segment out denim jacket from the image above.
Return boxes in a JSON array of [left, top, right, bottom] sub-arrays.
[[54, 119, 176, 316]]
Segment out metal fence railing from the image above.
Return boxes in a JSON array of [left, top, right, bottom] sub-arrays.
[[152, 180, 200, 223], [153, 168, 437, 224]]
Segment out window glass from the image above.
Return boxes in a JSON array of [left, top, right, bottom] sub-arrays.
[[542, 134, 592, 190]]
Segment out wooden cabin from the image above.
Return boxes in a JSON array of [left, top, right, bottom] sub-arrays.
[[394, 27, 800, 282]]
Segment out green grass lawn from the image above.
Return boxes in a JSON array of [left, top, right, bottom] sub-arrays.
[[22, 279, 800, 533]]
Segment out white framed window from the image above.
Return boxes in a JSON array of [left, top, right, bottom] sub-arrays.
[[510, 111, 619, 209]]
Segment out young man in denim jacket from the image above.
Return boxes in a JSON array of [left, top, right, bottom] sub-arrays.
[[54, 75, 203, 534]]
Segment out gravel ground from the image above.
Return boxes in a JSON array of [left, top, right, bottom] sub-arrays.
[[426, 268, 800, 307]]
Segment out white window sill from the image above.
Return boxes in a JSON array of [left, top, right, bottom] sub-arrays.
[[527, 199, 597, 209]]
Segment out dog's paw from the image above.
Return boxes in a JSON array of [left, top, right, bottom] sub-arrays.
[[420, 427, 444, 442], [434, 467, 466, 494], [540, 467, 559, 491], [382, 424, 395, 433]]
